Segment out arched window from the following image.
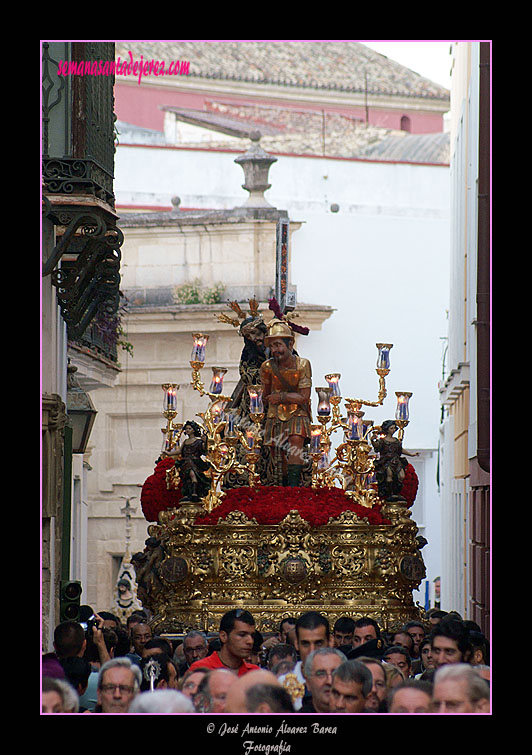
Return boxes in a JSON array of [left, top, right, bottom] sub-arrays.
[[400, 115, 411, 133]]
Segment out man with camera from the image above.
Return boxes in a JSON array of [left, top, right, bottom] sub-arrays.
[[72, 611, 117, 712]]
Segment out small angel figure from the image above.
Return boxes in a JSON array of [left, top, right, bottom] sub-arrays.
[[370, 420, 419, 500], [174, 420, 211, 502]]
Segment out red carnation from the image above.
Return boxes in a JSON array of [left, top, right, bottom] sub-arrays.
[[400, 464, 419, 507], [194, 485, 390, 526], [140, 457, 182, 522]]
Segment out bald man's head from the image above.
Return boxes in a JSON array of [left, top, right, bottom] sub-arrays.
[[224, 670, 281, 713]]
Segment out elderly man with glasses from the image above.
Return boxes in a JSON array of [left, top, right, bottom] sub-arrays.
[[96, 658, 141, 713], [178, 630, 209, 677], [301, 647, 347, 712]]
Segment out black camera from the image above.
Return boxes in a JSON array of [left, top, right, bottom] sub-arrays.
[[79, 605, 100, 636], [84, 616, 100, 634]]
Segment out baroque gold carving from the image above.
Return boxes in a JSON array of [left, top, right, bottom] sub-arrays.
[[331, 545, 365, 576], [135, 500, 426, 635], [220, 546, 255, 578]]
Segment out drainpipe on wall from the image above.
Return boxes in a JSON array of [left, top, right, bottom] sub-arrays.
[[61, 424, 73, 582]]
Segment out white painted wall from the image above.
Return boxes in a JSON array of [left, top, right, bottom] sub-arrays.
[[437, 42, 484, 616]]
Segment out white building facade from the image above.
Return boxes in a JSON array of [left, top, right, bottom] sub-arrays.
[[438, 42, 490, 631]]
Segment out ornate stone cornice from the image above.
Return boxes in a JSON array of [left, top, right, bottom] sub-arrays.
[[439, 362, 470, 406]]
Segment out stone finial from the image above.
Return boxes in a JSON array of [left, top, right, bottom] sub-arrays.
[[234, 131, 277, 208]]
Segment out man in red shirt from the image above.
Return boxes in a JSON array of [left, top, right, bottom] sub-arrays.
[[187, 609, 260, 677]]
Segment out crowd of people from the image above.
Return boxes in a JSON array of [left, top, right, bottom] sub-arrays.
[[42, 606, 490, 715]]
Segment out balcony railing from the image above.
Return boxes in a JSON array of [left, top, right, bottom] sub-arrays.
[[42, 41, 117, 207], [71, 319, 119, 364], [42, 41, 123, 341]]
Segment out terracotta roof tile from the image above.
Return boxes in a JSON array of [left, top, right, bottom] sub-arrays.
[[160, 105, 283, 137], [115, 41, 450, 100], [360, 131, 450, 163], [117, 105, 450, 164]]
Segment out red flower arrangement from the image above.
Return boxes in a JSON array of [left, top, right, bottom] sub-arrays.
[[140, 460, 418, 525], [400, 463, 419, 508], [195, 485, 391, 526], [140, 457, 182, 523]]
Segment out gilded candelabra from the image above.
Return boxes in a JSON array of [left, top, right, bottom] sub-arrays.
[[234, 386, 265, 488], [158, 336, 243, 513], [188, 334, 245, 510], [161, 384, 183, 454], [189, 334, 269, 499], [163, 336, 413, 514], [309, 344, 413, 508], [310, 423, 337, 489]]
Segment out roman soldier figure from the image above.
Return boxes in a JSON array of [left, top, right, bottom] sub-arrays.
[[259, 318, 312, 487]]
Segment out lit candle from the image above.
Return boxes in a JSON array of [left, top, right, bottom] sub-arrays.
[[162, 384, 178, 412], [211, 401, 225, 424], [318, 447, 330, 470], [209, 367, 227, 395], [191, 333, 209, 363], [396, 400, 407, 419], [316, 387, 331, 416], [246, 429, 255, 449], [167, 389, 176, 411], [395, 392, 412, 421], [325, 373, 341, 398], [348, 412, 364, 440], [247, 386, 264, 414], [376, 343, 393, 370], [226, 412, 236, 437], [310, 425, 322, 453]]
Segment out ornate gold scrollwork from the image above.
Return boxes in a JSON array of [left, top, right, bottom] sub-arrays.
[[331, 545, 365, 577], [220, 546, 255, 578], [137, 501, 426, 635]]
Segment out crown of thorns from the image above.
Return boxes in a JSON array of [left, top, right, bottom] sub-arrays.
[[215, 297, 309, 336], [215, 297, 263, 329]]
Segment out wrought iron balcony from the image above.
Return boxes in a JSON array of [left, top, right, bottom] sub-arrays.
[[42, 41, 117, 207], [42, 156, 115, 207], [69, 305, 120, 364], [42, 41, 123, 342]]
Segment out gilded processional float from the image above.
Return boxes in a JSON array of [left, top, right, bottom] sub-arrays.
[[134, 298, 427, 636]]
